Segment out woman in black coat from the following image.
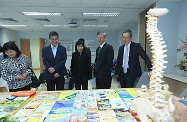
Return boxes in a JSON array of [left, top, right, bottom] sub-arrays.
[[70, 40, 92, 90]]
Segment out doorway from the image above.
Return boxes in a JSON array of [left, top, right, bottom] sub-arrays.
[[20, 37, 46, 75]]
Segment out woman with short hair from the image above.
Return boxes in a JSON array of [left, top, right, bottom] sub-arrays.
[[71, 40, 92, 90], [1, 41, 32, 92]]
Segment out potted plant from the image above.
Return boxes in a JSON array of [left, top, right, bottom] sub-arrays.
[[176, 35, 187, 76]]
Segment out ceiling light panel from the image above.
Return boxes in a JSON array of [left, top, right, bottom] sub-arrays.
[[23, 12, 62, 16], [83, 25, 109, 27], [0, 25, 26, 27], [44, 25, 62, 27], [83, 13, 119, 16]]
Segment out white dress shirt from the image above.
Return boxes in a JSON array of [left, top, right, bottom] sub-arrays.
[[99, 42, 106, 49], [51, 44, 58, 58]]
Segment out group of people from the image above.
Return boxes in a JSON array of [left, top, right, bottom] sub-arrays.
[[0, 29, 152, 92]]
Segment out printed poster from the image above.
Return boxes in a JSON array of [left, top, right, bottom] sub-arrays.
[[59, 40, 72, 56]]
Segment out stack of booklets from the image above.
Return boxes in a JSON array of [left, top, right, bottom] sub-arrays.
[[0, 94, 30, 113], [14, 89, 146, 122]]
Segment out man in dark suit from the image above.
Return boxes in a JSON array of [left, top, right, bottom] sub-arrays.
[[42, 31, 67, 91], [95, 31, 114, 89], [115, 30, 152, 88]]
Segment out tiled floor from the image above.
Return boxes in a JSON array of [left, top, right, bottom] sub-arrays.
[[33, 70, 120, 91]]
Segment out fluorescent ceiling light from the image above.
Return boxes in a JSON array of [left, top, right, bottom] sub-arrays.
[[83, 13, 119, 16], [44, 25, 62, 27], [23, 12, 61, 16], [83, 25, 109, 27], [45, 25, 69, 27], [0, 25, 26, 27]]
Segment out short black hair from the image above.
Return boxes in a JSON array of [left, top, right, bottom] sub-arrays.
[[97, 31, 107, 37], [122, 30, 132, 37], [75, 40, 85, 52], [78, 38, 85, 43], [3, 41, 21, 58], [49, 31, 59, 39], [0, 46, 3, 52]]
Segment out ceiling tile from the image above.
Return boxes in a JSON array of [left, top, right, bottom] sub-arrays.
[[63, 13, 83, 19], [60, 8, 82, 13], [1, 0, 180, 31], [81, 0, 106, 4], [54, 0, 81, 4], [130, 0, 156, 5], [106, 0, 132, 5]]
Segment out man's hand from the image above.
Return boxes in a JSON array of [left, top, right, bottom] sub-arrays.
[[54, 73, 60, 78], [48, 67, 55, 73], [16, 75, 25, 80], [148, 71, 152, 76]]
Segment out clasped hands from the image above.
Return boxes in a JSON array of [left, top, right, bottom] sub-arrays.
[[16, 73, 28, 80], [48, 67, 59, 78]]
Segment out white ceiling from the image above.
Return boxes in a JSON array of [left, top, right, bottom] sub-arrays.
[[0, 0, 183, 32]]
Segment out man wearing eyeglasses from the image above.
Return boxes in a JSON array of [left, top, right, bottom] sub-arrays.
[[42, 31, 67, 91], [115, 30, 152, 88]]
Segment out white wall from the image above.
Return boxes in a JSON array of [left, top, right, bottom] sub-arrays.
[[0, 28, 17, 45], [156, 2, 181, 73], [116, 25, 138, 62], [116, 24, 138, 53], [17, 31, 118, 68], [177, 0, 187, 74]]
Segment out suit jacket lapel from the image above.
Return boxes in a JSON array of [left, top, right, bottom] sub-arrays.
[[129, 42, 134, 61], [121, 44, 125, 57], [48, 45, 55, 59], [97, 43, 106, 58], [54, 45, 60, 59]]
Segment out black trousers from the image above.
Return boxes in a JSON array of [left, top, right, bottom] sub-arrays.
[[119, 70, 136, 88], [96, 73, 112, 89], [74, 76, 88, 90], [9, 84, 31, 92], [46, 77, 65, 91]]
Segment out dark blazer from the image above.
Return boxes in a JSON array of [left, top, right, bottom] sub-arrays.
[[115, 42, 152, 78], [71, 51, 92, 79], [42, 44, 67, 80], [95, 43, 114, 78]]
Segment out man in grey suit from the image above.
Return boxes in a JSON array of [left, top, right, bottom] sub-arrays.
[[95, 31, 114, 89], [0, 46, 8, 92]]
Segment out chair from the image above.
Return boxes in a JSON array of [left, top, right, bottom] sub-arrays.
[[179, 87, 187, 98], [135, 72, 150, 88]]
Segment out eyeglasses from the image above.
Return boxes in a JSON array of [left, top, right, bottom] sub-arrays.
[[122, 36, 131, 39], [50, 38, 58, 41], [5, 51, 15, 55]]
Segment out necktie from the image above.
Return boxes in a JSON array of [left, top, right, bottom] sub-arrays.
[[123, 45, 128, 73], [97, 47, 101, 55]]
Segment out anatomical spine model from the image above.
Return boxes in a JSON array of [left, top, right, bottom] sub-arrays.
[[132, 8, 175, 122]]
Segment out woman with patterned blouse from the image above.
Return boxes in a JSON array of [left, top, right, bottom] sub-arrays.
[[1, 41, 32, 92]]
